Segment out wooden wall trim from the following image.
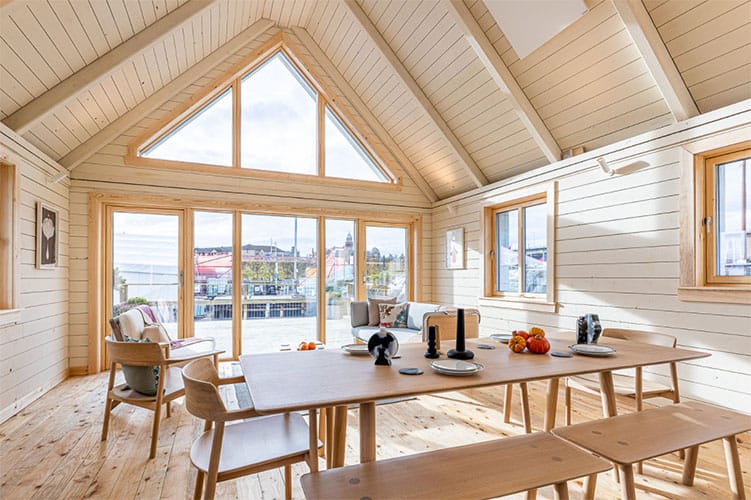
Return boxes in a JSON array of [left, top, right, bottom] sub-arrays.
[[87, 193, 103, 373]]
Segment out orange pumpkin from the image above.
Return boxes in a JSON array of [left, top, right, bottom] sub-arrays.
[[508, 335, 527, 353], [527, 335, 550, 354], [512, 330, 529, 342], [529, 326, 545, 338]]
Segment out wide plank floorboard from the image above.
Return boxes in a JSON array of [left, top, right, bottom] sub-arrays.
[[1, 365, 749, 499]]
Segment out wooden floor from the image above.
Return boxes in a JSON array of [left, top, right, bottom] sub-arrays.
[[1, 365, 749, 499]]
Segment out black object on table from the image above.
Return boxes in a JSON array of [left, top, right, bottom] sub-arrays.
[[447, 308, 474, 360], [424, 326, 439, 359]]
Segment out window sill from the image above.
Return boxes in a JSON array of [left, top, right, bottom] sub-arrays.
[[0, 309, 22, 328], [678, 287, 750, 305], [479, 296, 558, 313]]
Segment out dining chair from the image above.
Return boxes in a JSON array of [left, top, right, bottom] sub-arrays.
[[563, 328, 682, 472], [101, 336, 187, 459], [182, 358, 314, 500]]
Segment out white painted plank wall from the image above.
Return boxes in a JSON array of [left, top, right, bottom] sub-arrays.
[[0, 127, 69, 424], [647, 0, 751, 113], [429, 126, 751, 412]]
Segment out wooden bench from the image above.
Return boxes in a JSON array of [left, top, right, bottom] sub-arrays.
[[301, 432, 611, 500], [552, 401, 751, 500]]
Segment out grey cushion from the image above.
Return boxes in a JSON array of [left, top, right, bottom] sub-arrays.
[[367, 297, 396, 326], [350, 301, 369, 327], [353, 326, 422, 345], [121, 338, 160, 396], [407, 302, 440, 330]]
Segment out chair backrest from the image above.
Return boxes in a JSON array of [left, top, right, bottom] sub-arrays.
[[105, 336, 166, 366], [182, 358, 229, 421], [603, 328, 676, 348]]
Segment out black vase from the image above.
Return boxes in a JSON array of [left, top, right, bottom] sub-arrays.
[[447, 308, 474, 360]]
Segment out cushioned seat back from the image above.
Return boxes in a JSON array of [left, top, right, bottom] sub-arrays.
[[182, 358, 231, 421], [118, 308, 147, 340]]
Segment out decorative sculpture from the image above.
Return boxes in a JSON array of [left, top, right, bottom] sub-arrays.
[[447, 308, 474, 360], [368, 327, 399, 366]]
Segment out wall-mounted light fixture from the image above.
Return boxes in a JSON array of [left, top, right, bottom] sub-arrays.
[[47, 171, 68, 185], [597, 157, 650, 176]]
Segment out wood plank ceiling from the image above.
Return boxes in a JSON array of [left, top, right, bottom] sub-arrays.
[[1, 0, 750, 200]]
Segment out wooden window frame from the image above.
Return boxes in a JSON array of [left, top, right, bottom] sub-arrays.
[[0, 159, 21, 325], [127, 33, 399, 190], [481, 183, 557, 313], [679, 140, 751, 304]]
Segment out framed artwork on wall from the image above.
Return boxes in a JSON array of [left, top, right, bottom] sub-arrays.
[[37, 202, 58, 269], [446, 227, 464, 269]]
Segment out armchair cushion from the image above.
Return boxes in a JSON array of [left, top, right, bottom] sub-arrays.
[[378, 302, 409, 328], [407, 302, 440, 330], [350, 301, 369, 328]]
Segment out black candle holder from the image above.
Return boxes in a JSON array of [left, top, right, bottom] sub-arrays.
[[424, 326, 439, 359], [447, 308, 474, 360]]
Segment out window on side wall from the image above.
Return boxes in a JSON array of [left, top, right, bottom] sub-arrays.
[[679, 141, 751, 304], [482, 185, 556, 312]]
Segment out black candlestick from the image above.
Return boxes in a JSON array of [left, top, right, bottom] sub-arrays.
[[447, 308, 474, 360], [424, 326, 439, 359]]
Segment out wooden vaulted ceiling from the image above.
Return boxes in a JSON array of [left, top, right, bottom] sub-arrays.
[[1, 0, 750, 200]]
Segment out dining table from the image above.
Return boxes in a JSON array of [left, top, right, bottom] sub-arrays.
[[240, 335, 709, 471]]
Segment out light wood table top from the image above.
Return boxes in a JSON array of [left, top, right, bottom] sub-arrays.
[[241, 336, 709, 414]]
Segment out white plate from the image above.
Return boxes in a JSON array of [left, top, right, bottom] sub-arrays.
[[341, 344, 370, 355], [568, 344, 616, 357], [490, 334, 513, 344], [430, 359, 484, 376]]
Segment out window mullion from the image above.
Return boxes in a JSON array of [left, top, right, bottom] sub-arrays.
[[518, 207, 525, 294], [317, 96, 325, 177], [233, 79, 241, 168]]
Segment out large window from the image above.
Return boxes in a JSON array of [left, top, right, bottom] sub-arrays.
[[483, 186, 556, 310], [132, 38, 396, 185], [705, 149, 751, 284]]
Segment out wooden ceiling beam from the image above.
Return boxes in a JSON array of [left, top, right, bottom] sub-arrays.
[[612, 0, 699, 121], [342, 0, 488, 188], [290, 27, 438, 203], [443, 0, 561, 164], [60, 20, 277, 171], [2, 0, 219, 135]]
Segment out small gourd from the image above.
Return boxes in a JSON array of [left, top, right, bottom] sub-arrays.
[[508, 335, 527, 353]]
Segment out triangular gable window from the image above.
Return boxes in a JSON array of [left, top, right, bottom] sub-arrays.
[[133, 41, 395, 185]]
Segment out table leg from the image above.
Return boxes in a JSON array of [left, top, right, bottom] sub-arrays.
[[333, 405, 347, 468], [553, 482, 570, 500], [503, 384, 513, 423], [682, 445, 699, 486], [308, 408, 318, 473], [724, 435, 746, 500], [360, 402, 376, 463], [598, 371, 617, 417], [618, 464, 636, 500], [544, 377, 560, 431], [324, 407, 334, 465]]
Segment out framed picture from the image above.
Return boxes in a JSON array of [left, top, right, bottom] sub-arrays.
[[446, 227, 464, 269], [36, 202, 58, 269]]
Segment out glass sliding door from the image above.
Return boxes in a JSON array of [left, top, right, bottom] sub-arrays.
[[241, 214, 318, 353], [363, 224, 408, 302], [111, 211, 181, 337], [325, 219, 356, 346], [193, 211, 234, 357]]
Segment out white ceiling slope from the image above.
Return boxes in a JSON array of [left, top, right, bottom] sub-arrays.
[[1, 0, 749, 200]]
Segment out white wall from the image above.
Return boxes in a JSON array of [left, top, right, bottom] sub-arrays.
[[0, 125, 69, 423], [429, 103, 751, 412]]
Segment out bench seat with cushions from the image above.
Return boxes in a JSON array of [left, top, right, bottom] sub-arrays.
[[350, 299, 480, 344]]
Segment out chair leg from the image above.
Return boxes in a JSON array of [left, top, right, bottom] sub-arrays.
[[166, 401, 171, 418], [193, 470, 205, 500], [525, 488, 537, 500], [204, 422, 225, 500], [564, 384, 572, 426], [284, 464, 292, 500], [503, 384, 513, 424], [519, 382, 532, 433], [101, 398, 113, 441], [150, 402, 162, 459], [723, 435, 746, 500]]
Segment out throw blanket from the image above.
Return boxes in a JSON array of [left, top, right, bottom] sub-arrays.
[[135, 304, 209, 349]]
